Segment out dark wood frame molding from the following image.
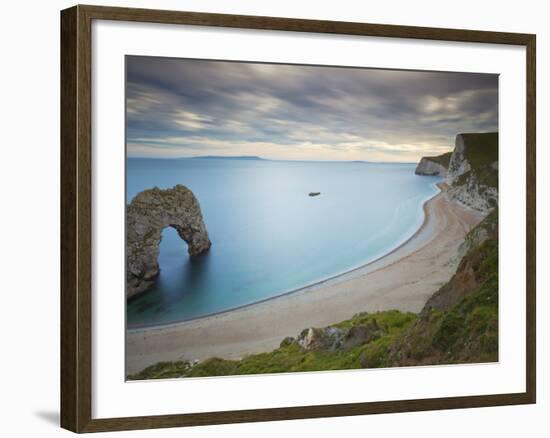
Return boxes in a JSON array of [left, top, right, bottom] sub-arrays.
[[60, 4, 536, 433]]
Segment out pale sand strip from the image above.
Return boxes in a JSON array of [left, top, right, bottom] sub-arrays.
[[126, 185, 485, 374]]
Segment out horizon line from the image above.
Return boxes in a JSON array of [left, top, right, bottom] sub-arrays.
[[126, 155, 421, 165]]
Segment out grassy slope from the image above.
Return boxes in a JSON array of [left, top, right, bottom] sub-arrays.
[[455, 132, 499, 190], [129, 214, 498, 380], [461, 132, 498, 169], [128, 311, 417, 380], [385, 238, 498, 366]]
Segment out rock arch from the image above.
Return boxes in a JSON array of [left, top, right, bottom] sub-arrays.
[[126, 185, 211, 299]]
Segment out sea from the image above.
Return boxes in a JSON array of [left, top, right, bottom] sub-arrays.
[[126, 157, 441, 327]]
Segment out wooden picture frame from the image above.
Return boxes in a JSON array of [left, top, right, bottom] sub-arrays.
[[60, 4, 536, 433]]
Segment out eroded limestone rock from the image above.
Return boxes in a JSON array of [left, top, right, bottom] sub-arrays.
[[126, 185, 211, 299], [415, 157, 448, 176], [416, 133, 498, 213], [445, 133, 498, 213], [292, 320, 384, 352]]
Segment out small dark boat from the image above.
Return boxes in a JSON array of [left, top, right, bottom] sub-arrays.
[[308, 192, 321, 197]]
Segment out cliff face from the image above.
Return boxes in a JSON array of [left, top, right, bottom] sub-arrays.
[[386, 212, 498, 366], [422, 209, 498, 315], [445, 132, 498, 213], [452, 207, 498, 267], [415, 132, 498, 213], [414, 152, 452, 176], [126, 185, 211, 299]]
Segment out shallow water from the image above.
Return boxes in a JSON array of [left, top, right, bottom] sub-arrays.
[[126, 158, 440, 326]]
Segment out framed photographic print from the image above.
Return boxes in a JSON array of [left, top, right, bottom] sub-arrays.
[[60, 4, 536, 433]]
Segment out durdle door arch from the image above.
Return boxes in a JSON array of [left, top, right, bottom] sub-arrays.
[[126, 185, 211, 299]]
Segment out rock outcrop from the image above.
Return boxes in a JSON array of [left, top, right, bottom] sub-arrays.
[[445, 132, 498, 212], [416, 132, 498, 213], [282, 318, 384, 352], [126, 185, 211, 299], [414, 152, 452, 176]]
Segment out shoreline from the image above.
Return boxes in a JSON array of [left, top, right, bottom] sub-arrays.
[[126, 184, 485, 374], [128, 182, 443, 331]]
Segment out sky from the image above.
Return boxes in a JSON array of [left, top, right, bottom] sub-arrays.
[[126, 56, 498, 162]]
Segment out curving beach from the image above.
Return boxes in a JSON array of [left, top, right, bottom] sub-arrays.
[[126, 184, 485, 375]]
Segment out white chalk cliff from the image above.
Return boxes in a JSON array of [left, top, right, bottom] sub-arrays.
[[416, 132, 498, 214], [415, 157, 448, 177], [445, 133, 498, 213]]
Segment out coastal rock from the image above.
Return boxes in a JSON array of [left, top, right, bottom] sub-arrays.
[[414, 154, 451, 176], [446, 182, 497, 212], [446, 135, 472, 185], [340, 323, 382, 351], [294, 321, 384, 352], [416, 133, 498, 213], [297, 327, 333, 350], [445, 132, 498, 213], [126, 185, 211, 299]]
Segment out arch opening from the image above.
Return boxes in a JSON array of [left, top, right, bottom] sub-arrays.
[[158, 226, 189, 275]]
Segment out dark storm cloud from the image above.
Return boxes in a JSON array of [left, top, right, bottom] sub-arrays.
[[126, 56, 498, 161]]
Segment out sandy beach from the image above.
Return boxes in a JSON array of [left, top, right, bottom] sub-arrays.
[[126, 184, 485, 375]]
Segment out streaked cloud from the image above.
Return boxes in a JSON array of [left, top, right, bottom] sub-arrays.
[[126, 56, 498, 162]]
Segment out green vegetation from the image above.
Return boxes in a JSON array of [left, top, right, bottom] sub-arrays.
[[456, 132, 498, 190], [128, 361, 193, 380], [461, 132, 498, 169], [388, 237, 498, 366], [332, 309, 416, 332], [461, 207, 498, 252], [129, 210, 499, 381], [128, 311, 418, 380]]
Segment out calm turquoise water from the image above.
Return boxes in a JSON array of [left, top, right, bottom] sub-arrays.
[[126, 158, 440, 327]]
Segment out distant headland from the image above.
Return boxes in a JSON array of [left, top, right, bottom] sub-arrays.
[[189, 155, 265, 160]]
